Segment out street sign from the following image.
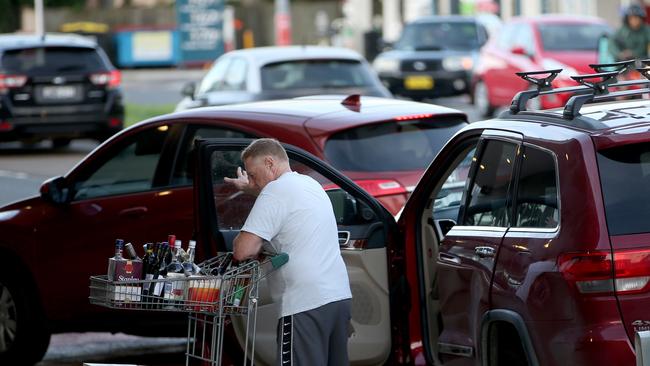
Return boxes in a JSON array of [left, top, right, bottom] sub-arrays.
[[176, 0, 225, 66]]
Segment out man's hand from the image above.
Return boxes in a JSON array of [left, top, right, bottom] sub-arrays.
[[224, 167, 258, 196]]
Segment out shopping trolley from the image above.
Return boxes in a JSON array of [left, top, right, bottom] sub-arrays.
[[89, 252, 289, 365]]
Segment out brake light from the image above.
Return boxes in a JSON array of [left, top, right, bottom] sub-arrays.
[[90, 70, 121, 89], [0, 74, 27, 92], [395, 113, 433, 121], [0, 121, 13, 131], [558, 248, 650, 295]]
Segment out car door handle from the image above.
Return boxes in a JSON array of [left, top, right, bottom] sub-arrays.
[[119, 206, 148, 217], [475, 246, 496, 258], [438, 252, 461, 265], [338, 231, 351, 246]]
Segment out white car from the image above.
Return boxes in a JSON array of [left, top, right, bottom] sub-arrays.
[[175, 46, 392, 111]]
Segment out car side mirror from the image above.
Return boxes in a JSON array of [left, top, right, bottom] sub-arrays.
[[326, 188, 358, 224], [380, 39, 393, 51], [511, 46, 533, 59], [435, 218, 456, 239], [40, 176, 70, 204], [182, 82, 196, 100]]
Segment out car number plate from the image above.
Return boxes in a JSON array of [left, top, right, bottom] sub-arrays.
[[404, 75, 434, 90], [41, 85, 79, 100]]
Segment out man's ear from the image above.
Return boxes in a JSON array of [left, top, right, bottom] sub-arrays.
[[265, 155, 274, 167]]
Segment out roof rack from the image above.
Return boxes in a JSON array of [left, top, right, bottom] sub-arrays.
[[509, 60, 650, 117]]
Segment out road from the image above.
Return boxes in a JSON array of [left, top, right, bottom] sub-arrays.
[[0, 68, 481, 365]]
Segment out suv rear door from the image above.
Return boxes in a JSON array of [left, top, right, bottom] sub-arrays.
[[193, 139, 401, 364], [436, 130, 522, 363]]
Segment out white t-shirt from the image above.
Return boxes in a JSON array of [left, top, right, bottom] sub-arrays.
[[241, 171, 352, 317]]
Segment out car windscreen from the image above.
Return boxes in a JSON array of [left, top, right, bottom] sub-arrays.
[[260, 59, 376, 90], [324, 117, 466, 172], [597, 142, 650, 235], [1, 46, 106, 74], [538, 23, 609, 51], [395, 21, 480, 51]]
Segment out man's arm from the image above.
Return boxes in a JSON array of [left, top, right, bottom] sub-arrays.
[[233, 231, 264, 261]]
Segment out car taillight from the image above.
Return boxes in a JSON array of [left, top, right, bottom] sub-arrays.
[[558, 248, 650, 295], [353, 179, 407, 197], [0, 121, 13, 131], [90, 70, 121, 89], [0, 74, 27, 92]]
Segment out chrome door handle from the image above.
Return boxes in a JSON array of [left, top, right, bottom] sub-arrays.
[[338, 231, 351, 246], [475, 246, 496, 258]]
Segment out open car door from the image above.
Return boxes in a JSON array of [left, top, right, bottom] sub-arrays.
[[192, 138, 402, 365]]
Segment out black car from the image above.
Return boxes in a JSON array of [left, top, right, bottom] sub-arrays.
[[372, 16, 488, 100], [0, 33, 124, 147]]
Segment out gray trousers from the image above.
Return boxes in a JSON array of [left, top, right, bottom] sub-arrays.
[[276, 299, 351, 366]]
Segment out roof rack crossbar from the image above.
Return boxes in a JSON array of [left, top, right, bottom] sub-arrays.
[[509, 69, 562, 113], [588, 59, 635, 73], [570, 71, 620, 96], [563, 87, 650, 119], [637, 66, 650, 81]]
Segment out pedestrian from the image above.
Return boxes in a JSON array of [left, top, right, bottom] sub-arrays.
[[225, 138, 352, 366], [610, 3, 650, 61]]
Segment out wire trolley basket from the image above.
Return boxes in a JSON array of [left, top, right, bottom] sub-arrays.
[[89, 252, 289, 365]]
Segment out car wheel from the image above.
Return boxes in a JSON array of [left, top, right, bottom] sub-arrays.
[[52, 138, 71, 149], [474, 80, 495, 118], [0, 265, 50, 365]]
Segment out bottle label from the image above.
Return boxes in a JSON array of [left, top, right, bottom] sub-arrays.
[[164, 273, 186, 301]]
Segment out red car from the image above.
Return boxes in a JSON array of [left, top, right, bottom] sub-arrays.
[[189, 73, 650, 364], [472, 15, 611, 116], [0, 95, 466, 364]]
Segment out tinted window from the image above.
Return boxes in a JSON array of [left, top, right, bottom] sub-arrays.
[[598, 142, 650, 235], [462, 140, 517, 227], [433, 147, 476, 223], [324, 118, 466, 172], [538, 23, 609, 51], [1, 47, 106, 74], [172, 126, 254, 185], [261, 60, 375, 90], [196, 57, 231, 95], [73, 126, 169, 200], [515, 146, 558, 228], [395, 21, 481, 51]]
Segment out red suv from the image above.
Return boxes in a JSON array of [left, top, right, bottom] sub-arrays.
[[472, 15, 610, 116], [189, 67, 650, 365], [0, 95, 465, 364]]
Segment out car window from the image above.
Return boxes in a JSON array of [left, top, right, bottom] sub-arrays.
[[538, 23, 610, 51], [462, 139, 518, 227], [222, 58, 247, 91], [511, 24, 535, 55], [171, 125, 255, 186], [496, 24, 515, 50], [514, 146, 558, 228], [208, 151, 366, 230], [1, 46, 106, 74], [597, 142, 650, 235], [395, 21, 481, 51], [260, 60, 375, 90], [434, 148, 475, 215], [73, 126, 170, 200], [196, 57, 231, 95], [324, 117, 466, 172]]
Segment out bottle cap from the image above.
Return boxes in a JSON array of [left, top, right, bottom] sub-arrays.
[[115, 238, 124, 248], [174, 239, 182, 249], [189, 240, 196, 248]]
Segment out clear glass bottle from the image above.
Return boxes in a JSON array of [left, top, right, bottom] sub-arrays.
[[107, 239, 125, 280]]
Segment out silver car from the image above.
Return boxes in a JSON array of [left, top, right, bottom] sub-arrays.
[[175, 46, 392, 111]]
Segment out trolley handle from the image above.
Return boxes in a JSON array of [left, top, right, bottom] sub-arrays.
[[267, 252, 289, 269]]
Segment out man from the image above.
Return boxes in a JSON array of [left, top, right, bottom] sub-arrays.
[[225, 138, 352, 365], [611, 3, 650, 61]]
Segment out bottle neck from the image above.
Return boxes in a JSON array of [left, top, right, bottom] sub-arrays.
[[187, 247, 195, 264], [114, 247, 123, 259]]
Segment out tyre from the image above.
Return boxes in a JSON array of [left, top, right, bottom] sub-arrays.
[[52, 138, 71, 149], [473, 80, 495, 118], [0, 265, 51, 365]]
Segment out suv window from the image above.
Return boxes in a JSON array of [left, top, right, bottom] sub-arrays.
[[261, 60, 375, 90], [1, 46, 106, 74], [73, 126, 169, 199], [462, 139, 518, 227], [598, 142, 650, 235], [395, 21, 481, 51], [514, 146, 558, 228], [324, 117, 466, 172]]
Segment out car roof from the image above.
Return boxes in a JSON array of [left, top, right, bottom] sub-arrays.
[[220, 46, 365, 66], [0, 33, 97, 51], [161, 95, 467, 132], [510, 14, 607, 25], [408, 15, 479, 24], [496, 99, 650, 134]]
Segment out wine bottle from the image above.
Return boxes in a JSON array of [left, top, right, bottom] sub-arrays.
[[164, 240, 186, 306]]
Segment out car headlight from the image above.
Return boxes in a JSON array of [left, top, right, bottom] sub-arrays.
[[442, 56, 474, 71], [373, 58, 400, 73]]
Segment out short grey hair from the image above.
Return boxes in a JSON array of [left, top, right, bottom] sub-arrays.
[[241, 138, 289, 162]]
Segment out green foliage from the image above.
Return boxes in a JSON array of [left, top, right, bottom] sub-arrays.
[[0, 0, 21, 33], [125, 103, 176, 127]]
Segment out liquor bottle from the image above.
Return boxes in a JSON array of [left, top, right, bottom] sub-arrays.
[[175, 239, 189, 263], [142, 244, 156, 298], [164, 240, 186, 305], [182, 240, 201, 276], [107, 239, 125, 279], [151, 243, 170, 302]]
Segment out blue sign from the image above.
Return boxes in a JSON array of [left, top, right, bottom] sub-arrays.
[[176, 0, 224, 65]]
